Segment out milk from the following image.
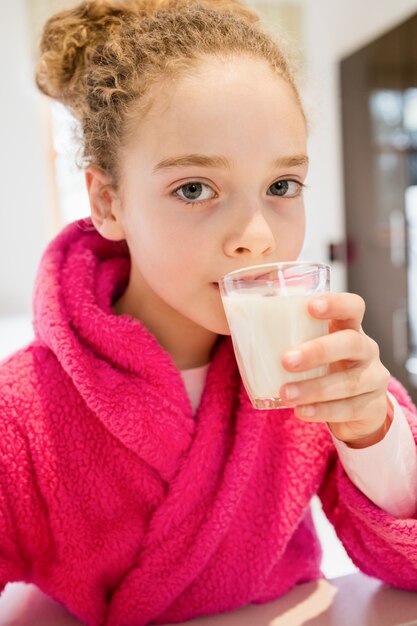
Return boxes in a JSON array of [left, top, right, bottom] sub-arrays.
[[222, 289, 328, 408]]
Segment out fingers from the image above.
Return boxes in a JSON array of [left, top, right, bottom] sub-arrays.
[[280, 291, 390, 443], [308, 292, 366, 331], [280, 362, 390, 408], [291, 392, 389, 434], [282, 328, 379, 371]]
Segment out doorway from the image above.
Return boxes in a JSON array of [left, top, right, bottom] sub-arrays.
[[340, 13, 417, 404]]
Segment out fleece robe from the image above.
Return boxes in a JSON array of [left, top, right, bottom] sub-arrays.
[[0, 218, 417, 626]]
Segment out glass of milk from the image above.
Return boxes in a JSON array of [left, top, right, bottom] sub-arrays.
[[219, 262, 331, 409]]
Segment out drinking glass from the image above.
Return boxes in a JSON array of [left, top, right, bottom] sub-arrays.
[[219, 262, 331, 409]]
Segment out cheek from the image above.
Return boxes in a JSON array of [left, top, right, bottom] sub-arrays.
[[293, 211, 306, 254], [128, 214, 201, 276], [276, 207, 305, 259]]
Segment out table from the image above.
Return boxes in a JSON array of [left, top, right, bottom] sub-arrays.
[[0, 573, 416, 625]]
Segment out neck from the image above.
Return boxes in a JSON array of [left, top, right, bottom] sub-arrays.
[[113, 273, 219, 371]]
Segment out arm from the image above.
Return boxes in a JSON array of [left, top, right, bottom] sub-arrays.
[[318, 378, 417, 590], [0, 429, 28, 594], [0, 353, 51, 596], [329, 390, 417, 518], [279, 292, 417, 587]]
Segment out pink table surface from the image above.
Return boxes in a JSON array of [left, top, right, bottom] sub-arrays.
[[0, 572, 416, 626]]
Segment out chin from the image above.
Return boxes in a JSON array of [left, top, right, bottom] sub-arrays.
[[214, 328, 232, 337], [217, 322, 232, 336], [203, 318, 231, 336], [187, 299, 231, 336]]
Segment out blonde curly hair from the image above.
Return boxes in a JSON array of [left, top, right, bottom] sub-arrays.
[[36, 0, 304, 186]]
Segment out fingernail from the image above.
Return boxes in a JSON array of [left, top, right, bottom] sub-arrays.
[[284, 384, 300, 401], [298, 405, 316, 417], [312, 297, 327, 314], [284, 350, 302, 367]]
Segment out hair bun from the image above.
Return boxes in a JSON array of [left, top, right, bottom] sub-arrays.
[[34, 0, 297, 184], [35, 0, 256, 118], [36, 1, 132, 115]]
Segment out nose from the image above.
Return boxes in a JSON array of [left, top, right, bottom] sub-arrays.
[[223, 207, 276, 258]]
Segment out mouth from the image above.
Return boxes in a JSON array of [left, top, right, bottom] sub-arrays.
[[212, 271, 271, 290], [242, 270, 278, 281]]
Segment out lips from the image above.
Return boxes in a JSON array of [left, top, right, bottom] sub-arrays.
[[225, 271, 273, 282], [216, 271, 270, 283], [241, 272, 272, 281], [215, 268, 275, 289]]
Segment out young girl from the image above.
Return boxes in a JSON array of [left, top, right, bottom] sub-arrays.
[[1, 0, 417, 624]]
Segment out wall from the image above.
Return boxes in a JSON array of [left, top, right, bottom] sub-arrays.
[[0, 0, 51, 316]]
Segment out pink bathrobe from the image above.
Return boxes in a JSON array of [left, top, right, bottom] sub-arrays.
[[1, 218, 417, 626]]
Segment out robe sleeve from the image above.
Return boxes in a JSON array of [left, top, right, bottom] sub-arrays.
[[329, 391, 417, 517], [318, 377, 417, 590], [0, 356, 53, 596], [0, 411, 29, 593]]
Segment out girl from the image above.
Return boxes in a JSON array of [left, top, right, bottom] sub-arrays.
[[1, 0, 417, 624]]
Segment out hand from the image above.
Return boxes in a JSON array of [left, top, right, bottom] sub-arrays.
[[280, 292, 391, 448]]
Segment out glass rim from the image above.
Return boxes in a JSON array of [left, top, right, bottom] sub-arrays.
[[221, 261, 331, 283]]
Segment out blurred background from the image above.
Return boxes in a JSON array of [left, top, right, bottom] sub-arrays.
[[1, 0, 417, 580]]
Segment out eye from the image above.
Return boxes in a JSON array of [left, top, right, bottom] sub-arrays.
[[173, 181, 216, 203], [268, 179, 304, 198]]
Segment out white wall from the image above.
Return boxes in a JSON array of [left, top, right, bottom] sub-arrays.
[[301, 0, 417, 293], [0, 0, 50, 316]]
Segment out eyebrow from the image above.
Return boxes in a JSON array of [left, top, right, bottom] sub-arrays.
[[153, 153, 309, 173]]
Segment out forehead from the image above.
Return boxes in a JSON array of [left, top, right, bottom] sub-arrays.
[[126, 55, 307, 163]]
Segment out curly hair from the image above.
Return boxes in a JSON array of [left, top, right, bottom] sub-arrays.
[[36, 0, 304, 187]]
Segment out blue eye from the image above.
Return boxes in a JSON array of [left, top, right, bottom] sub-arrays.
[[269, 180, 304, 197], [174, 182, 215, 203]]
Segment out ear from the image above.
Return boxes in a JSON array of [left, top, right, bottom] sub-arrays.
[[85, 166, 126, 241]]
